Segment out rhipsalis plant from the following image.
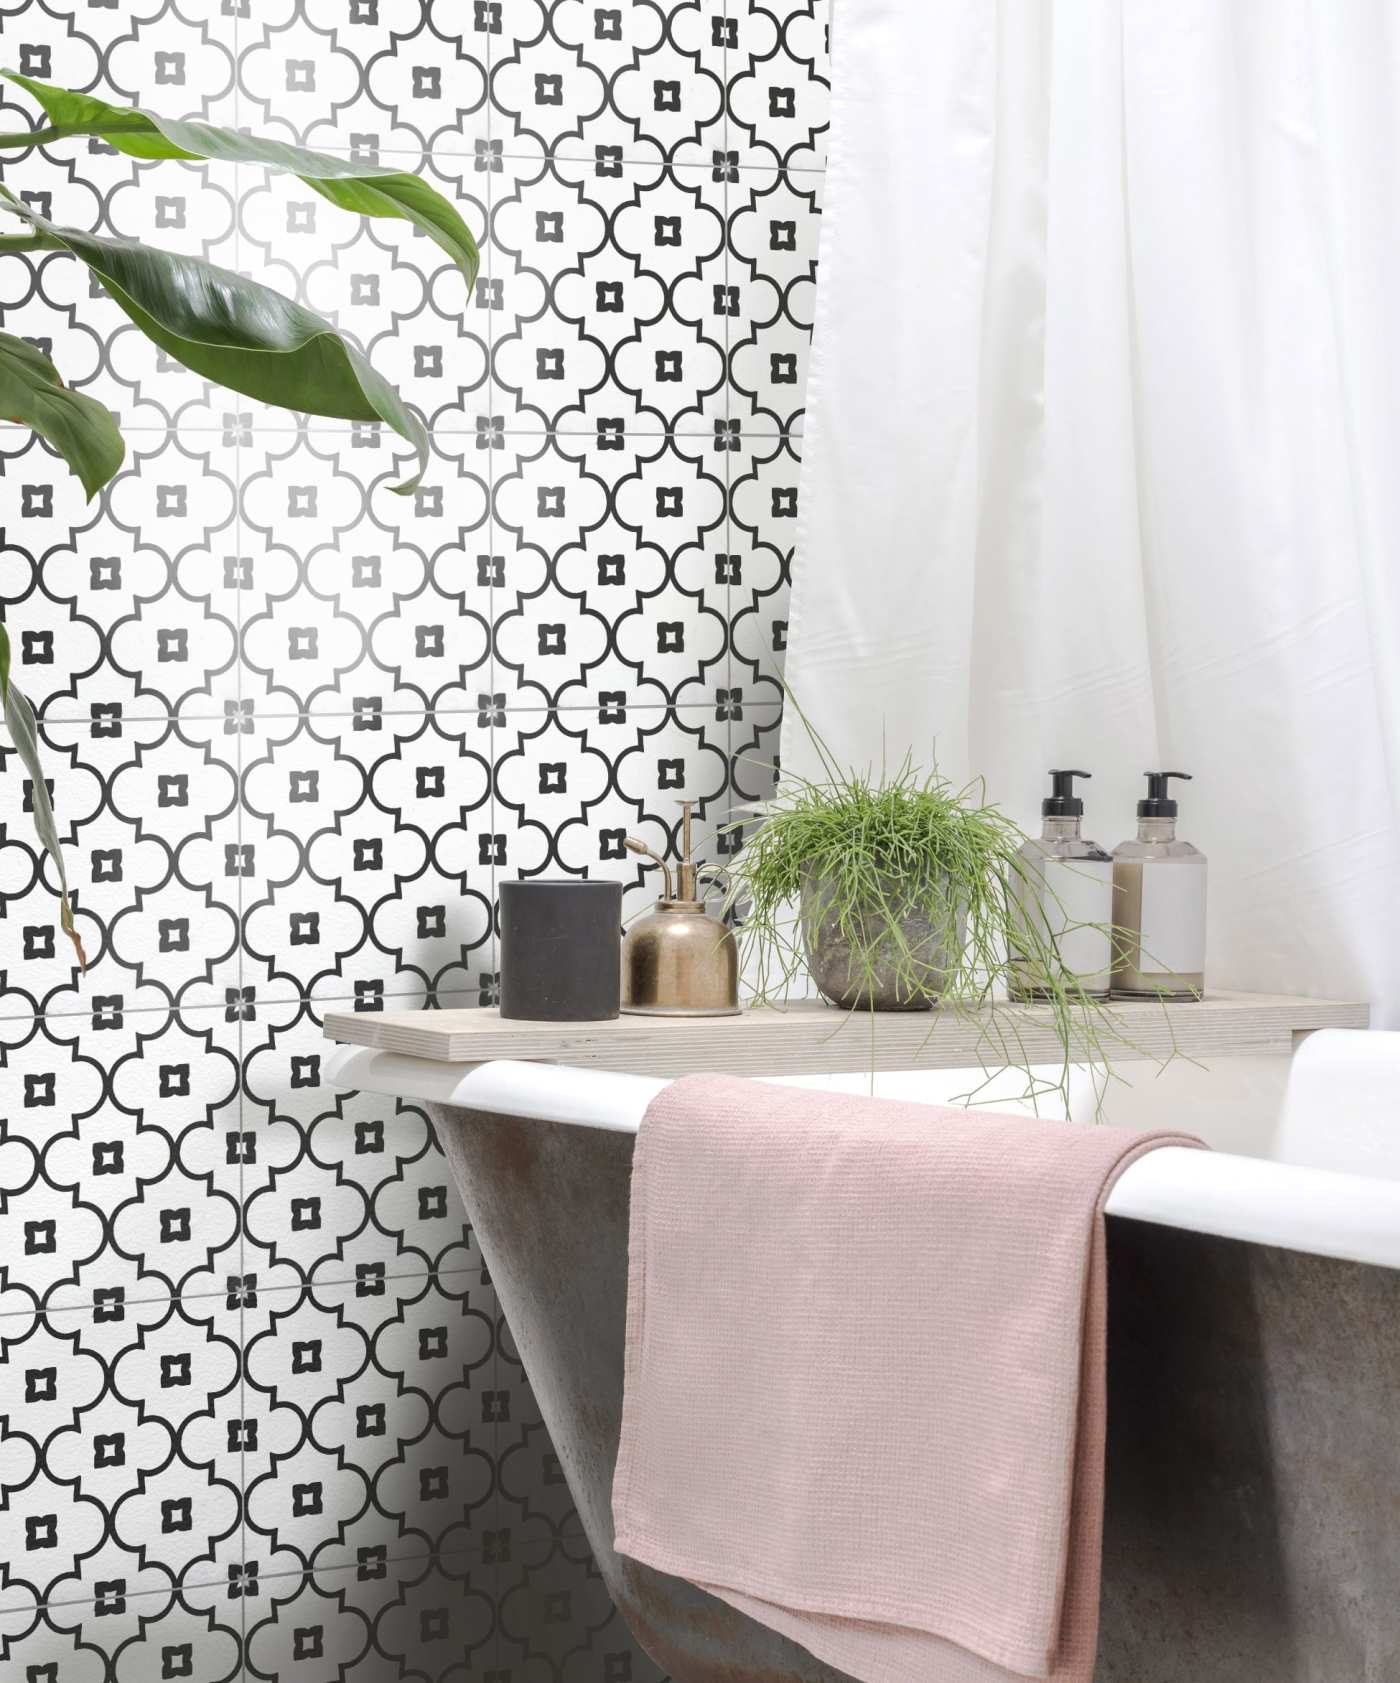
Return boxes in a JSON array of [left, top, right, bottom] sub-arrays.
[[0, 71, 478, 967], [723, 701, 1170, 1116]]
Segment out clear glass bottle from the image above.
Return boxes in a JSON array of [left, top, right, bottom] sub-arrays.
[[1010, 771, 1114, 1001], [1111, 773, 1206, 999]]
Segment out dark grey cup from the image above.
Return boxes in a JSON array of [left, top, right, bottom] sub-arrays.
[[498, 879, 623, 1021]]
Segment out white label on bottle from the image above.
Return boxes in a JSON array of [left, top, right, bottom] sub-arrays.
[[1138, 863, 1207, 975], [1038, 859, 1114, 985]]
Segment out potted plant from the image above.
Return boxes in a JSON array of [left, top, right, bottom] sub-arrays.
[[723, 715, 1138, 1111], [0, 70, 477, 966]]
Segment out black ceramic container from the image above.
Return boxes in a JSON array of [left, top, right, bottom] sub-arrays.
[[498, 879, 623, 1021]]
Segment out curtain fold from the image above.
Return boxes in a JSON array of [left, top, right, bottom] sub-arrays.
[[784, 0, 1400, 1021]]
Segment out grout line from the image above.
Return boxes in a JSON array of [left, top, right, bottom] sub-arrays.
[[0, 424, 804, 437], [486, 50, 501, 1006], [0, 988, 489, 1026], [0, 422, 800, 438], [723, 0, 737, 771], [353, 138, 826, 174], [9, 1539, 514, 1624], [20, 697, 769, 728], [503, 148, 826, 176], [0, 1265, 490, 1325], [232, 135, 250, 1681], [485, 39, 507, 1681], [134, 114, 826, 174], [234, 0, 246, 1634], [305, 136, 826, 174], [725, 0, 734, 162]]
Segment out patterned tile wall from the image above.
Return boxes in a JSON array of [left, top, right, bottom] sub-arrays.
[[0, 0, 825, 1677]]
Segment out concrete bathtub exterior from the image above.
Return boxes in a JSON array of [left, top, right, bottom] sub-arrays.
[[328, 1033, 1400, 1683]]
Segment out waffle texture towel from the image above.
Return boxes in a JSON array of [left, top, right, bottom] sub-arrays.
[[612, 1073, 1202, 1683]]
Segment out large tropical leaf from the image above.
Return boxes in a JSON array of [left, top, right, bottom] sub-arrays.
[[0, 71, 479, 287], [0, 327, 124, 497], [1, 193, 430, 491], [2, 669, 87, 969]]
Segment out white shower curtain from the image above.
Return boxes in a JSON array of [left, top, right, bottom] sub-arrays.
[[785, 0, 1400, 1022]]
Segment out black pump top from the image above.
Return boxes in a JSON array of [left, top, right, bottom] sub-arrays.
[[1138, 770, 1192, 818], [1043, 769, 1091, 818]]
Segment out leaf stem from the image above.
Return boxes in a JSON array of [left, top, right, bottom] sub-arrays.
[[0, 126, 71, 148]]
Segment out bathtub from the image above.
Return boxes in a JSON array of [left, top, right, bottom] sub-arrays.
[[327, 1030, 1400, 1683]]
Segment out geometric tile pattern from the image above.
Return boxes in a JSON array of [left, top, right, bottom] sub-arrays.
[[0, 0, 825, 1676]]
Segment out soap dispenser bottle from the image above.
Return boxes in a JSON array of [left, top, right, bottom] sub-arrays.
[[1111, 772, 1206, 999], [1010, 770, 1114, 1000]]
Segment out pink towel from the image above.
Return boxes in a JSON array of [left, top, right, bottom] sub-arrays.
[[612, 1074, 1202, 1683]]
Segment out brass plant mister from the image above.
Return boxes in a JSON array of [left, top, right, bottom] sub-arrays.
[[621, 801, 740, 1016]]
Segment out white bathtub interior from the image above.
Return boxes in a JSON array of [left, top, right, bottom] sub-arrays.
[[746, 1030, 1399, 1172]]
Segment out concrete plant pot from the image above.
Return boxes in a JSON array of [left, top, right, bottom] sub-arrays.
[[799, 867, 963, 1011]]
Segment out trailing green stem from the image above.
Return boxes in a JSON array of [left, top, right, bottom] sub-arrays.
[[723, 710, 1173, 1116]]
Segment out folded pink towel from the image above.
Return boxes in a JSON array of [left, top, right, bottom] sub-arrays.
[[612, 1073, 1202, 1683]]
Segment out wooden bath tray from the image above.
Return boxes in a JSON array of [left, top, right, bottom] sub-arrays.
[[322, 991, 1368, 1078]]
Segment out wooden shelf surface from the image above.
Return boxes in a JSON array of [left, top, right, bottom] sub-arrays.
[[322, 991, 1368, 1078]]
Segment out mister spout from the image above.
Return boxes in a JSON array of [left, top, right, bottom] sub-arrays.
[[623, 836, 674, 901], [624, 801, 721, 904]]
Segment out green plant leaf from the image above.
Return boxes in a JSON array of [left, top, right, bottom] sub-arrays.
[[0, 622, 9, 701], [0, 327, 125, 498], [0, 71, 479, 287], [2, 674, 87, 970], [1, 196, 429, 491]]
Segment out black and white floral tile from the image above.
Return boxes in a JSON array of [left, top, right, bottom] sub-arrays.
[[0, 0, 823, 1676]]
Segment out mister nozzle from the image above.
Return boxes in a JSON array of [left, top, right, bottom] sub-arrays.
[[1043, 768, 1091, 818]]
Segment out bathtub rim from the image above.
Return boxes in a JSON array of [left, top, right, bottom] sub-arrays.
[[324, 1046, 1400, 1274]]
